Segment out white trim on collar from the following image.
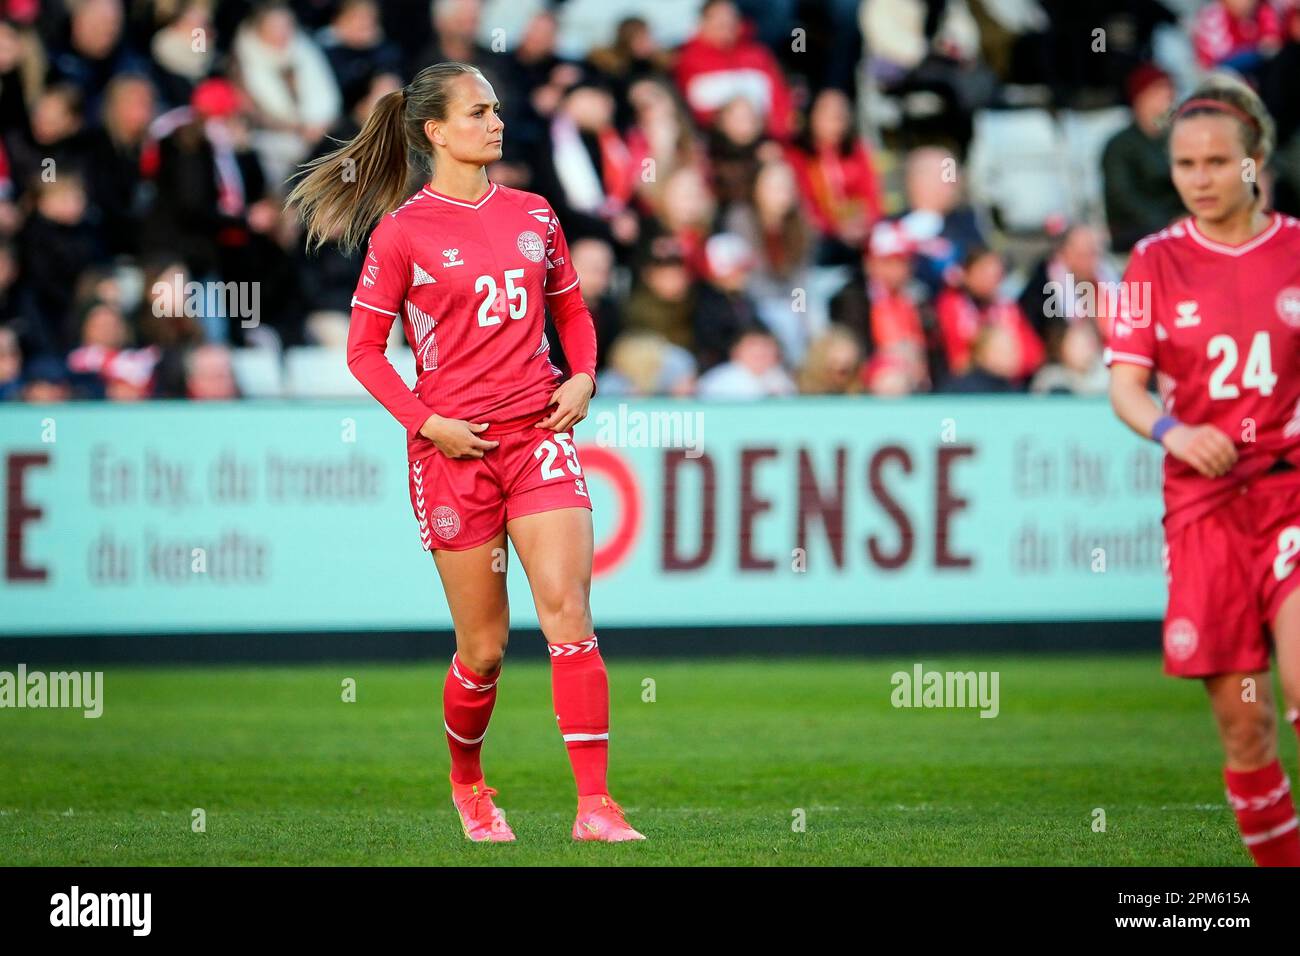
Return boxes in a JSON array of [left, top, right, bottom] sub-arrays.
[[420, 181, 498, 210], [1186, 212, 1282, 257]]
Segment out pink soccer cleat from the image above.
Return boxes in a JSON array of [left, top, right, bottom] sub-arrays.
[[572, 794, 646, 842], [450, 776, 516, 842]]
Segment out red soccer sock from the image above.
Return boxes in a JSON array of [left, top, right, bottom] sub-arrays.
[[443, 654, 500, 785], [548, 634, 609, 797], [1224, 760, 1300, 867]]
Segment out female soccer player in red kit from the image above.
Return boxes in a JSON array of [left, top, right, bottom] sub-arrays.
[[1107, 76, 1300, 865], [288, 62, 644, 843]]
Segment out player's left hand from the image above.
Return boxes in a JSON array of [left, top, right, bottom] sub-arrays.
[[535, 373, 594, 432]]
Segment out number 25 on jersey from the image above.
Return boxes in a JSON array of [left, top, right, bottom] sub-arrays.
[[475, 269, 527, 327]]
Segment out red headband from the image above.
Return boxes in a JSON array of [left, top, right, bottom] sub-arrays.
[[1175, 97, 1260, 131]]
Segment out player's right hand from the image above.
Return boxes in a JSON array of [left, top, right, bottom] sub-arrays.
[[420, 415, 499, 459], [1161, 423, 1238, 478]]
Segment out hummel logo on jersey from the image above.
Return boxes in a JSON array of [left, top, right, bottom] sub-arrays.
[[413, 262, 437, 286], [1174, 300, 1201, 328], [442, 248, 464, 268], [363, 248, 380, 288]]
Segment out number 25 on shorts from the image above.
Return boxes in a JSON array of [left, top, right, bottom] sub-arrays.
[[534, 432, 586, 496]]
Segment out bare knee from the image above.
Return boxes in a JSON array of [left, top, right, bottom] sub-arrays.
[[456, 634, 508, 676], [1217, 711, 1276, 769], [536, 586, 592, 643]]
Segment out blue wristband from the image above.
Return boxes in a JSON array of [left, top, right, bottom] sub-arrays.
[[1150, 414, 1180, 444]]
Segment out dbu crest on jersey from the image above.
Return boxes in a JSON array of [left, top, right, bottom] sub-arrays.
[[431, 505, 461, 540], [1276, 287, 1300, 328], [517, 231, 545, 263], [1164, 617, 1198, 662]]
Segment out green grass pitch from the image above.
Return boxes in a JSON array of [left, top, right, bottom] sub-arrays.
[[1, 653, 1285, 866]]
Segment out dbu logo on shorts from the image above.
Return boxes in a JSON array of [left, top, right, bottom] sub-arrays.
[[1164, 617, 1199, 662], [431, 505, 461, 540]]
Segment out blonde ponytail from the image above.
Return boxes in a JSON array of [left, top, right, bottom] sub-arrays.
[[286, 62, 485, 254]]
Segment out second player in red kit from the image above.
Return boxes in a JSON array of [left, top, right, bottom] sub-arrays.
[[289, 62, 644, 845], [1107, 76, 1300, 866], [1110, 201, 1300, 677]]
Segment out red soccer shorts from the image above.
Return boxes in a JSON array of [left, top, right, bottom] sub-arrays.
[[406, 416, 592, 552], [1162, 469, 1300, 677]]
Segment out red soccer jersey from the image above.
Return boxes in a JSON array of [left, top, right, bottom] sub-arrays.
[[347, 181, 591, 461], [1105, 213, 1300, 532]]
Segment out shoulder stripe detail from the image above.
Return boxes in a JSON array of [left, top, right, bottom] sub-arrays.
[[1133, 220, 1188, 255], [390, 191, 429, 218], [545, 277, 581, 296], [352, 296, 399, 317]]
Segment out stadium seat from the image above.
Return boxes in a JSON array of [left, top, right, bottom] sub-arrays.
[[229, 348, 283, 398], [283, 346, 418, 398], [967, 108, 1073, 235], [546, 0, 701, 59], [1060, 107, 1133, 222], [281, 346, 360, 397]]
